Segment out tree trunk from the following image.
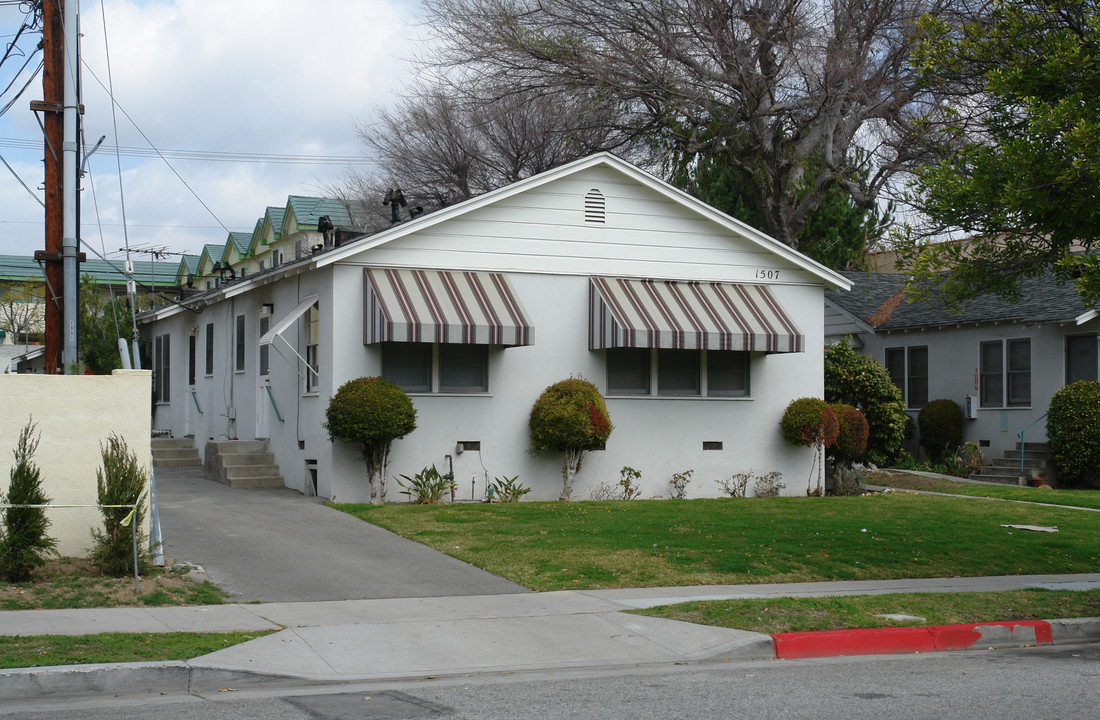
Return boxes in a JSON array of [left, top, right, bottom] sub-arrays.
[[560, 449, 584, 501]]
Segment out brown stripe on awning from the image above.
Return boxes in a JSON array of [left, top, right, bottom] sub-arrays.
[[589, 277, 804, 353], [364, 268, 534, 346]]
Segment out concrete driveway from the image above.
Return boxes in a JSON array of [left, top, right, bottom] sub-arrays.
[[153, 464, 528, 602]]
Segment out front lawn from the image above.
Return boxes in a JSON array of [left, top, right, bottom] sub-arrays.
[[633, 588, 1100, 634], [0, 631, 271, 669], [864, 471, 1100, 510], [334, 494, 1100, 591]]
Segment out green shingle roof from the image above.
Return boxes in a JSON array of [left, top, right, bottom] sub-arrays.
[[227, 231, 251, 256], [285, 196, 353, 232], [199, 244, 226, 268], [0, 254, 178, 286]]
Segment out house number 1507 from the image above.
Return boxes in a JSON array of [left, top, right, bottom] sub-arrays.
[[755, 269, 780, 280]]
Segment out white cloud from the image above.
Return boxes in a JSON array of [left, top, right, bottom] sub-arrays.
[[0, 0, 420, 260]]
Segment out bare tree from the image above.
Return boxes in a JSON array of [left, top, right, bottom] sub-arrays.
[[413, 0, 978, 249], [340, 79, 632, 221]]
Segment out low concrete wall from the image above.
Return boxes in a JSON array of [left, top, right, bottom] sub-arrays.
[[0, 370, 151, 558]]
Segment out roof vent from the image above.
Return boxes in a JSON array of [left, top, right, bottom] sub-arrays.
[[584, 189, 605, 224]]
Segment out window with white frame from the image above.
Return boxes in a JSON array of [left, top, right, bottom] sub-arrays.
[[258, 315, 270, 377], [153, 334, 171, 404], [381, 342, 489, 393], [305, 303, 319, 393], [884, 345, 928, 409], [980, 338, 1031, 408], [605, 348, 749, 397]]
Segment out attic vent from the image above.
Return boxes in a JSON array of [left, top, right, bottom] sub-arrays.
[[584, 189, 605, 224]]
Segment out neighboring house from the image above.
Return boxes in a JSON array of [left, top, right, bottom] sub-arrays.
[[140, 153, 850, 501], [825, 271, 1099, 462]]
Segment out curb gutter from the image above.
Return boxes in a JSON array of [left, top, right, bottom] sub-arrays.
[[772, 617, 1100, 659]]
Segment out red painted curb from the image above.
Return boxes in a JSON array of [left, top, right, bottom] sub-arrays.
[[773, 620, 1053, 659]]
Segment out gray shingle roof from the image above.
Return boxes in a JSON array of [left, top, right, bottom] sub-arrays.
[[827, 271, 1098, 331]]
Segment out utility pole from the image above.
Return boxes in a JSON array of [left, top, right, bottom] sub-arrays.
[[37, 0, 64, 374], [34, 0, 83, 373]]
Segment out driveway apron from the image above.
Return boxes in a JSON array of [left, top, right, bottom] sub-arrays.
[[153, 464, 528, 602]]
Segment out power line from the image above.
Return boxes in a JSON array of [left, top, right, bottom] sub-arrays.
[[0, 136, 370, 165]]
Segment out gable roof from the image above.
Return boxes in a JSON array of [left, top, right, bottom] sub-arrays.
[[312, 152, 851, 290], [199, 244, 226, 270], [175, 254, 201, 284], [225, 231, 252, 258], [827, 271, 1099, 331], [284, 196, 353, 233]]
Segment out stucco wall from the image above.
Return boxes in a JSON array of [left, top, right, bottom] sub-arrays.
[[0, 370, 151, 557]]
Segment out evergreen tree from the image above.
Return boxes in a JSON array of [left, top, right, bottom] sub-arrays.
[[0, 420, 57, 582]]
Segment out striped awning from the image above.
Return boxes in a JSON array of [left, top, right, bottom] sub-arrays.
[[364, 268, 534, 346], [589, 277, 804, 353]]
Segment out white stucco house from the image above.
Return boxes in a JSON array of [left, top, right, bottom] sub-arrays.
[[140, 153, 850, 501]]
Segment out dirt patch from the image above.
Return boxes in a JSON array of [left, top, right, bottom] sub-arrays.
[[0, 557, 221, 610]]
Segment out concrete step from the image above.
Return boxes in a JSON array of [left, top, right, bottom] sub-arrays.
[[971, 472, 1023, 485], [1014, 441, 1049, 452], [219, 452, 276, 467], [222, 464, 282, 480], [207, 440, 268, 456], [224, 475, 285, 489], [154, 456, 202, 468], [1002, 449, 1051, 461], [153, 448, 201, 461], [151, 437, 201, 467], [987, 457, 1047, 470], [151, 438, 194, 450]]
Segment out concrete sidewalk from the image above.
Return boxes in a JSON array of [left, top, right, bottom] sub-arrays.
[[2, 573, 1099, 701]]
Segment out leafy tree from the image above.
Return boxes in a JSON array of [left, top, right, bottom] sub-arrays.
[[824, 340, 908, 465], [0, 420, 57, 582], [79, 275, 134, 375], [529, 378, 613, 501], [905, 0, 1100, 302], [420, 0, 972, 249], [0, 281, 44, 347], [324, 377, 417, 504], [669, 150, 894, 269], [90, 434, 151, 577], [780, 397, 839, 495]]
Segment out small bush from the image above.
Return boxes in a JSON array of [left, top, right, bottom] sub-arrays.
[[670, 469, 694, 499], [397, 465, 455, 504], [716, 471, 749, 498], [918, 399, 964, 461], [829, 403, 869, 464], [489, 475, 530, 502], [529, 377, 613, 501], [780, 398, 839, 448], [90, 435, 151, 577], [824, 340, 908, 464], [1047, 381, 1100, 487], [0, 420, 58, 582], [753, 472, 786, 498], [618, 466, 642, 500], [324, 377, 416, 504]]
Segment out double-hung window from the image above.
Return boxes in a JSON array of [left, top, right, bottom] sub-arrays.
[[204, 323, 214, 376], [235, 315, 246, 373], [884, 346, 928, 409], [606, 348, 749, 397], [980, 339, 1031, 407], [382, 342, 489, 393], [305, 303, 320, 393], [1066, 334, 1098, 384]]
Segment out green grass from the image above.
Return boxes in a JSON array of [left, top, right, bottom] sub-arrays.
[[867, 471, 1100, 510], [334, 494, 1100, 591], [0, 631, 272, 669], [0, 576, 227, 611], [633, 588, 1100, 634]]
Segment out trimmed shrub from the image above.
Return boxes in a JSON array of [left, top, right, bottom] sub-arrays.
[[780, 398, 839, 449], [824, 339, 908, 465], [0, 420, 58, 582], [324, 377, 417, 504], [917, 399, 964, 461], [1047, 380, 1100, 487], [829, 403, 869, 463], [529, 377, 613, 500], [90, 434, 151, 577]]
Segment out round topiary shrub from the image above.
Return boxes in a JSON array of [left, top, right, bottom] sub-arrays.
[[829, 403, 869, 463], [1047, 380, 1100, 487], [824, 339, 908, 465], [529, 377, 613, 501], [917, 398, 963, 461], [324, 377, 417, 503], [780, 398, 839, 449]]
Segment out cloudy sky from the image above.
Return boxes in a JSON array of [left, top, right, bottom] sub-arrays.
[[0, 0, 420, 266]]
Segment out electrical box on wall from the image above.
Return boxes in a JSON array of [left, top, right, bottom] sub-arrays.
[[964, 395, 978, 420]]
